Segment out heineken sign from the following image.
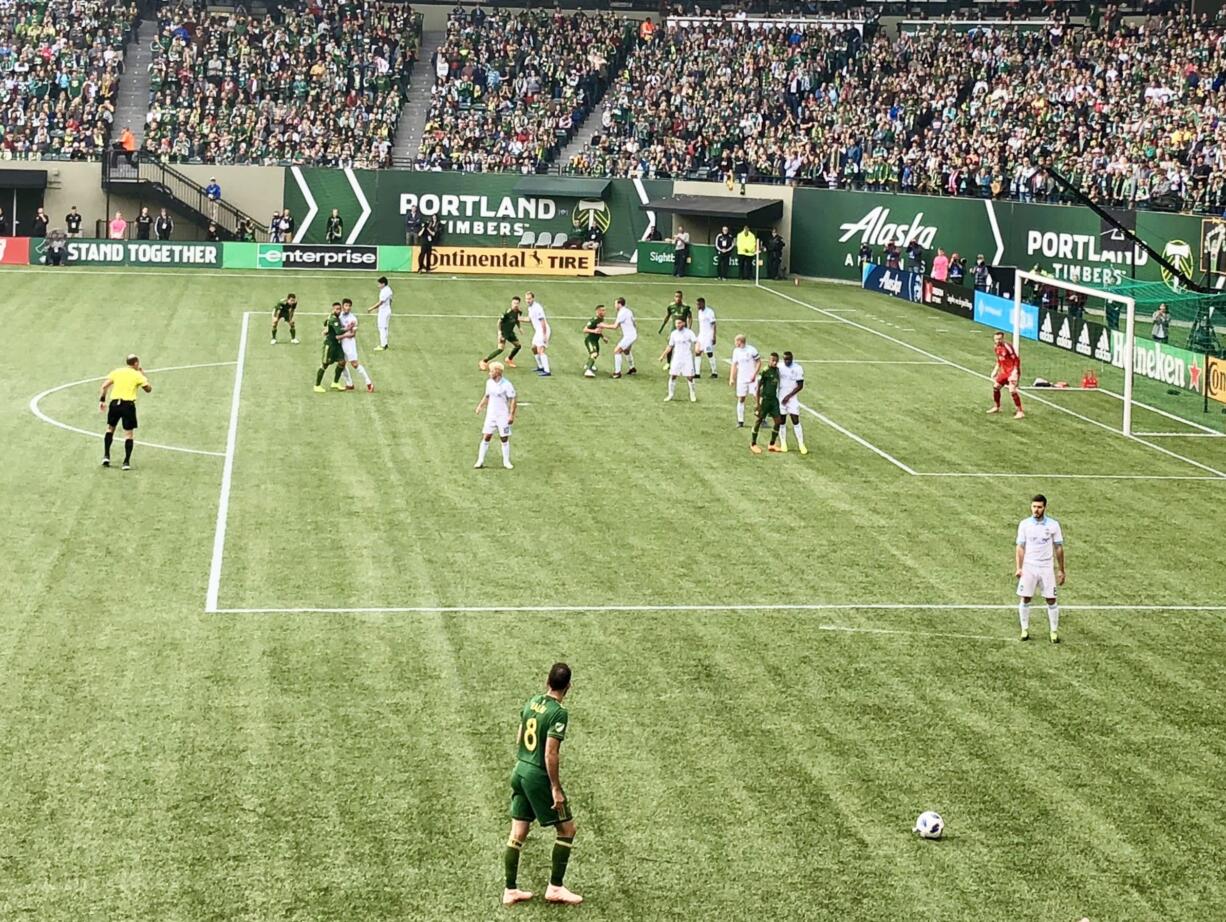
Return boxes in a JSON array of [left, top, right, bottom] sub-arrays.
[[1110, 331, 1204, 393]]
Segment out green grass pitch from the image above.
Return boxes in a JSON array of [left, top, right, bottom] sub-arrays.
[[3, 265, 1225, 921]]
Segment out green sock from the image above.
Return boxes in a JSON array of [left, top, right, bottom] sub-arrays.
[[334, 364, 344, 382], [315, 367, 325, 386], [770, 426, 779, 445], [508, 343, 521, 360], [751, 419, 761, 444], [550, 836, 574, 887], [289, 323, 296, 338], [484, 348, 504, 363], [272, 327, 278, 340], [585, 358, 594, 372], [504, 837, 524, 889]]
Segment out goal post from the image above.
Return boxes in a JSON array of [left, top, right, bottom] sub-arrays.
[[1012, 270, 1137, 434]]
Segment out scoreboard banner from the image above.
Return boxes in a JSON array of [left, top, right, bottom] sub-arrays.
[[417, 246, 596, 276]]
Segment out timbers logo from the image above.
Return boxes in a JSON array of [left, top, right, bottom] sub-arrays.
[[572, 200, 611, 234], [1160, 240, 1195, 292]]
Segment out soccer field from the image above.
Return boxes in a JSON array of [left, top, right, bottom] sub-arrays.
[[4, 265, 1226, 921]]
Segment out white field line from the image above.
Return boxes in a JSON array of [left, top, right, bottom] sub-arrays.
[[798, 402, 918, 475], [210, 602, 1226, 615], [1079, 377, 1222, 436], [915, 472, 1222, 482], [205, 312, 251, 614], [819, 624, 1013, 643], [290, 311, 844, 324], [790, 359, 946, 365], [760, 286, 1226, 480], [28, 361, 235, 457], [1133, 431, 1225, 438]]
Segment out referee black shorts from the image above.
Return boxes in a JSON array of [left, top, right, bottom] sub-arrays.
[[107, 399, 138, 430]]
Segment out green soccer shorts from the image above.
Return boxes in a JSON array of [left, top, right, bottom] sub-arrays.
[[758, 398, 781, 420], [509, 762, 572, 827]]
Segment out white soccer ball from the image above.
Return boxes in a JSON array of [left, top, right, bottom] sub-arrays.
[[914, 811, 944, 839]]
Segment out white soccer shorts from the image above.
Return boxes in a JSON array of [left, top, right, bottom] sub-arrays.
[[617, 334, 637, 352], [483, 419, 512, 437], [532, 332, 548, 349], [780, 396, 800, 415], [698, 335, 715, 353], [1016, 567, 1057, 599], [669, 354, 696, 378], [341, 339, 359, 362], [736, 378, 758, 399]]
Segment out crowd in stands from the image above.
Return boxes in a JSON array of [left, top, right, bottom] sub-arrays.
[[568, 9, 1226, 214], [0, 0, 138, 160], [416, 7, 633, 173], [140, 0, 420, 167]]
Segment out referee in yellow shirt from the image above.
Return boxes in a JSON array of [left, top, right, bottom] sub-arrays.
[[98, 355, 152, 469]]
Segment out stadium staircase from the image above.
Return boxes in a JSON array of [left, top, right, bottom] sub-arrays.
[[114, 19, 158, 146], [391, 30, 446, 168], [102, 155, 268, 242]]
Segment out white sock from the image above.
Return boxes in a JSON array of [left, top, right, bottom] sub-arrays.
[[708, 353, 718, 374], [627, 352, 635, 369], [534, 352, 543, 369], [736, 401, 745, 423], [541, 354, 550, 374], [667, 377, 676, 398], [342, 368, 353, 386], [1047, 603, 1059, 632], [792, 421, 804, 445], [356, 364, 371, 385], [1019, 602, 1031, 631], [687, 379, 696, 398], [477, 439, 490, 465], [614, 353, 623, 374], [501, 441, 511, 465]]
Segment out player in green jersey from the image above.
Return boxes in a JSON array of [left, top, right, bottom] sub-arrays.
[[480, 297, 523, 370], [312, 303, 348, 392], [750, 352, 785, 453], [271, 293, 298, 345], [658, 289, 691, 367], [503, 663, 582, 906], [582, 305, 607, 378]]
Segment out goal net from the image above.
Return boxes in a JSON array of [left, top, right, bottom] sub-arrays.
[[1011, 271, 1225, 437]]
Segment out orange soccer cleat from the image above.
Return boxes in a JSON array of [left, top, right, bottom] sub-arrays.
[[505, 359, 517, 368], [502, 888, 534, 906], [768, 444, 783, 453], [544, 885, 583, 905], [750, 444, 763, 454]]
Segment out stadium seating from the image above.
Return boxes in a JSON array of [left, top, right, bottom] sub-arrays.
[[0, 0, 138, 159], [141, 0, 420, 167], [415, 8, 633, 173]]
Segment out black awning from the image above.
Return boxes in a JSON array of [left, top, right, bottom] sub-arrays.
[[0, 169, 48, 189], [514, 176, 611, 199], [643, 194, 784, 224]]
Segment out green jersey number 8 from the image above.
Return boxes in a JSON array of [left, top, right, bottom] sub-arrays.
[[523, 718, 538, 752]]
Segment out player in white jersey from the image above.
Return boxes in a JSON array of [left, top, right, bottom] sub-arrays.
[[610, 296, 638, 378], [659, 317, 699, 401], [776, 351, 806, 453], [338, 298, 374, 392], [728, 334, 761, 427], [474, 362, 517, 469], [695, 298, 719, 378], [525, 291, 552, 377], [1015, 494, 1066, 642], [366, 276, 393, 349]]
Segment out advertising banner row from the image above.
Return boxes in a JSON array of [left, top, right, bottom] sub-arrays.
[[863, 262, 1211, 395], [794, 187, 1217, 293], [5, 238, 598, 276]]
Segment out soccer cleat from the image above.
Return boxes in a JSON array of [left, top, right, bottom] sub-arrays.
[[1050, 631, 1059, 644], [986, 406, 1001, 414], [270, 338, 277, 345], [767, 444, 782, 453], [291, 337, 299, 344], [1020, 629, 1029, 641], [545, 885, 582, 906], [503, 461, 514, 470], [502, 888, 533, 906], [101, 457, 110, 467], [474, 461, 484, 469], [379, 344, 389, 350], [367, 383, 374, 393], [506, 359, 517, 368], [799, 444, 809, 455], [121, 463, 131, 471], [611, 372, 621, 379], [778, 443, 788, 453], [313, 385, 326, 393], [539, 372, 552, 377], [479, 359, 489, 371], [663, 395, 673, 402], [689, 391, 697, 402], [710, 372, 718, 379], [737, 422, 744, 428], [627, 367, 637, 375], [344, 385, 355, 391], [750, 444, 763, 454], [331, 382, 345, 391], [583, 369, 596, 378], [1014, 410, 1025, 419]]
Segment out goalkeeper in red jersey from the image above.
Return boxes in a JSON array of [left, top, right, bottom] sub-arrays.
[[988, 331, 1025, 419]]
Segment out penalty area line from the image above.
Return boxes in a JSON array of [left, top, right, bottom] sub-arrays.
[[207, 602, 1226, 615]]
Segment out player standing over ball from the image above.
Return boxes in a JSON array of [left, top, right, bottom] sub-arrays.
[[729, 334, 761, 428], [988, 331, 1024, 418], [660, 317, 699, 402], [1015, 494, 1065, 643], [480, 298, 523, 370], [365, 276, 393, 350], [474, 361, 517, 470], [777, 351, 807, 454], [750, 352, 784, 453], [502, 663, 582, 906], [313, 302, 348, 392], [609, 296, 637, 378], [582, 306, 608, 378], [526, 291, 552, 377], [98, 354, 152, 470], [695, 297, 719, 378], [338, 299, 374, 392], [270, 293, 298, 345]]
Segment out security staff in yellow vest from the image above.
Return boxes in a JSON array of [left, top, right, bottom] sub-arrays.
[[98, 354, 152, 470], [736, 226, 759, 280]]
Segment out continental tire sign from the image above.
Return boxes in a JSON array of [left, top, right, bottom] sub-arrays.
[[418, 246, 595, 276], [1207, 355, 1226, 406], [257, 244, 377, 269]]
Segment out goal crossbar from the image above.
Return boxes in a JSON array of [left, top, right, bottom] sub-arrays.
[[1013, 269, 1138, 435]]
